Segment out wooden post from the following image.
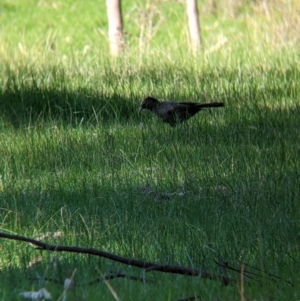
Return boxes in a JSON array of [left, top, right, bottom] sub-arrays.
[[186, 0, 202, 54], [106, 0, 124, 56]]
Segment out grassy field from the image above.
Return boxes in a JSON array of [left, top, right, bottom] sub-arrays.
[[0, 0, 300, 300]]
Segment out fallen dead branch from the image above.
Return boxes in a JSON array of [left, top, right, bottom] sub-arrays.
[[0, 232, 233, 285]]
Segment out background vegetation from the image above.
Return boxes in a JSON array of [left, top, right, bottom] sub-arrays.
[[0, 0, 299, 300]]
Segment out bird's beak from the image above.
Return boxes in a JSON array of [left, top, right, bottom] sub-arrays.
[[138, 107, 143, 113]]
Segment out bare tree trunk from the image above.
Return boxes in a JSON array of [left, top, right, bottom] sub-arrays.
[[186, 0, 202, 54], [106, 0, 124, 56]]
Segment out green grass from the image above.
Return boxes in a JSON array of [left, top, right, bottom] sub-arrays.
[[0, 0, 300, 300]]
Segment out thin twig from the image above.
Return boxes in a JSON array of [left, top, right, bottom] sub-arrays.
[[215, 260, 293, 287], [96, 268, 121, 301], [30, 271, 151, 286]]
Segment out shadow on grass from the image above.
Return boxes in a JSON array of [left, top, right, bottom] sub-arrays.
[[1, 83, 299, 131], [1, 63, 299, 129], [0, 86, 140, 128]]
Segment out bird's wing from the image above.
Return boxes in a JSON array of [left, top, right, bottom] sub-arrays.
[[156, 102, 174, 115], [158, 102, 194, 114], [156, 102, 196, 125], [154, 102, 176, 123]]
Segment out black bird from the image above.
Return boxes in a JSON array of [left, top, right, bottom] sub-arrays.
[[139, 96, 224, 126]]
